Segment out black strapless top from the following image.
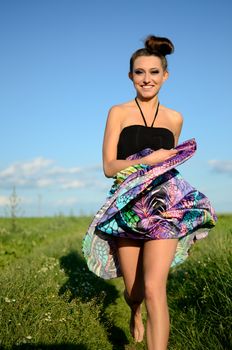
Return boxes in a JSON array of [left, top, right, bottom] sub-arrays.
[[117, 125, 175, 159], [116, 99, 175, 159]]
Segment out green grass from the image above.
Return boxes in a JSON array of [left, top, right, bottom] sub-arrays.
[[0, 215, 231, 349]]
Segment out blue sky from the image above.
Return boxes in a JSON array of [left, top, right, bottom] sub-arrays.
[[0, 0, 231, 216]]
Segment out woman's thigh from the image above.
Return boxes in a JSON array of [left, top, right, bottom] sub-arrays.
[[117, 238, 144, 298], [143, 238, 178, 295]]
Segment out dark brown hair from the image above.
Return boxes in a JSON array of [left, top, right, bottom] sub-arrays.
[[129, 35, 174, 73]]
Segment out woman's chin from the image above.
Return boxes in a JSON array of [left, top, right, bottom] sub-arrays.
[[137, 92, 158, 100]]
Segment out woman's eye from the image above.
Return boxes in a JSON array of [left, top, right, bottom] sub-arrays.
[[151, 70, 159, 74], [134, 70, 143, 75]]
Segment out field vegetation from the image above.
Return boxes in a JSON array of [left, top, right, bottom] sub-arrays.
[[0, 214, 231, 349]]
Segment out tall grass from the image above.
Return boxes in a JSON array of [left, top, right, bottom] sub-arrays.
[[0, 217, 114, 349], [0, 215, 231, 349], [167, 215, 232, 350]]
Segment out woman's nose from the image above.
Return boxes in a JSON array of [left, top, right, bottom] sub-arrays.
[[143, 73, 151, 83]]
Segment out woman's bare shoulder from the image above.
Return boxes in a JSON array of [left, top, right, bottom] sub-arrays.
[[109, 100, 134, 112], [107, 100, 135, 122], [160, 105, 183, 124]]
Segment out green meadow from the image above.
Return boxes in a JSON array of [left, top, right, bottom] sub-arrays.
[[0, 215, 231, 350]]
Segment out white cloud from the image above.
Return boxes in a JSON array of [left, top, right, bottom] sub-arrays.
[[0, 194, 34, 207], [20, 157, 54, 175], [0, 157, 109, 216], [0, 196, 9, 206], [61, 180, 85, 189], [12, 178, 31, 186], [36, 178, 55, 188], [209, 160, 232, 175], [0, 157, 54, 177], [0, 157, 103, 194], [46, 166, 81, 176]]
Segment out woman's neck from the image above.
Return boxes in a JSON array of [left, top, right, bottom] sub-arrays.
[[135, 95, 159, 110]]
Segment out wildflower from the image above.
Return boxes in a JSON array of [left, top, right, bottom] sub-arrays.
[[39, 267, 48, 273], [26, 335, 32, 340], [5, 297, 11, 303], [44, 312, 52, 322]]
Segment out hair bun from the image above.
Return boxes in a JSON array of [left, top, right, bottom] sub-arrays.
[[145, 35, 174, 56]]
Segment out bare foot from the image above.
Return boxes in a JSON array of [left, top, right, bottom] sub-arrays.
[[124, 290, 144, 343]]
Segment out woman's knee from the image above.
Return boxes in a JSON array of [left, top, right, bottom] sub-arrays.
[[144, 280, 167, 305]]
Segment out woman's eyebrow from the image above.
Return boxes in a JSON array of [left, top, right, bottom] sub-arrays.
[[134, 66, 160, 70]]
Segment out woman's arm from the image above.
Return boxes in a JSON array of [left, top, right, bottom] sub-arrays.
[[102, 106, 142, 178], [173, 112, 183, 146], [102, 106, 179, 178]]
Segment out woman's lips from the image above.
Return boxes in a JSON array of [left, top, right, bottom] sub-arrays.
[[141, 85, 154, 90]]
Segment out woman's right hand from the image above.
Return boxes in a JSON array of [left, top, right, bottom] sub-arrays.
[[143, 148, 178, 166]]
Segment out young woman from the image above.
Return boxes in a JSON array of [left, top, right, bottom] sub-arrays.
[[83, 35, 217, 350]]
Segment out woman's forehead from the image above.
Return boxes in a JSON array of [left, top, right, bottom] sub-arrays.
[[133, 55, 162, 68]]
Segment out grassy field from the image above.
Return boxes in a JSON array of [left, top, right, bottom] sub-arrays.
[[0, 214, 231, 350]]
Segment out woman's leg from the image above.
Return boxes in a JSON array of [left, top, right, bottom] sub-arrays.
[[117, 238, 145, 342], [143, 238, 178, 350]]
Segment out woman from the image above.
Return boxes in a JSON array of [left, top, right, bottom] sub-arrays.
[[83, 35, 217, 350]]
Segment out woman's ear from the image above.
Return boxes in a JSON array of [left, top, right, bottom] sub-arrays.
[[128, 72, 133, 81], [163, 70, 169, 83]]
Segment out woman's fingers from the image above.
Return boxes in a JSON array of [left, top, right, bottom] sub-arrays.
[[144, 148, 178, 165]]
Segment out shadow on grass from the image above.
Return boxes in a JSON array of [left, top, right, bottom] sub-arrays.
[[59, 250, 129, 349], [9, 344, 87, 350]]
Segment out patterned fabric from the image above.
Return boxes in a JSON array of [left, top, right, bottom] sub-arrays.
[[82, 139, 217, 279]]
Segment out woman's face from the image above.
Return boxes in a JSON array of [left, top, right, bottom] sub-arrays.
[[129, 55, 168, 100]]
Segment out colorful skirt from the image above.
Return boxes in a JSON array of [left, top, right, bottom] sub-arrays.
[[82, 139, 217, 279]]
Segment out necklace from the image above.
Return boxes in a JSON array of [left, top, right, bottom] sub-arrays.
[[135, 97, 160, 128]]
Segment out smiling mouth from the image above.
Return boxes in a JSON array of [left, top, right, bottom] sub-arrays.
[[141, 85, 154, 89]]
